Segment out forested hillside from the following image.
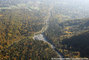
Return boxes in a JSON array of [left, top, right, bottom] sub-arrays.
[[44, 18, 89, 57], [0, 0, 89, 59], [62, 31, 89, 58], [0, 8, 45, 48], [0, 1, 59, 59], [0, 37, 58, 60]]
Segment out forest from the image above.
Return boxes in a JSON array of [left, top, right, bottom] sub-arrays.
[[44, 17, 89, 57], [62, 31, 89, 58], [0, 0, 89, 60]]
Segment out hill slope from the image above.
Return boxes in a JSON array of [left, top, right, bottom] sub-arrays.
[[62, 31, 89, 57]]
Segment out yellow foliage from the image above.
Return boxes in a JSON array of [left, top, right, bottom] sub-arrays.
[[64, 49, 68, 52], [0, 14, 3, 17], [0, 45, 3, 49], [14, 57, 16, 60], [65, 27, 71, 30], [28, 16, 30, 19], [65, 31, 72, 34], [4, 56, 9, 59], [45, 48, 49, 51], [59, 49, 63, 53], [65, 54, 70, 57], [8, 33, 12, 37]]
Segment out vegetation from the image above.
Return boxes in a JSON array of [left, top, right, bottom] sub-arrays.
[[62, 31, 89, 58], [44, 17, 89, 57], [0, 6, 58, 60], [0, 0, 89, 59], [0, 37, 58, 60]]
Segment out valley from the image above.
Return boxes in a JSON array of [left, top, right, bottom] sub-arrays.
[[0, 0, 89, 60]]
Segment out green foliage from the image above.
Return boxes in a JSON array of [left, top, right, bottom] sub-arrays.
[[0, 38, 58, 60], [62, 31, 89, 58]]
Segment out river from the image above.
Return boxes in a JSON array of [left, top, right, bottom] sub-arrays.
[[33, 34, 64, 59], [33, 7, 63, 60], [33, 5, 64, 60]]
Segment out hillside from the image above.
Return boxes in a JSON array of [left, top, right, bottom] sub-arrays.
[[44, 18, 89, 57], [0, 0, 89, 59], [62, 31, 89, 58]]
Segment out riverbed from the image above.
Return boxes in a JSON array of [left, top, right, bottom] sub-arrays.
[[33, 34, 64, 59]]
